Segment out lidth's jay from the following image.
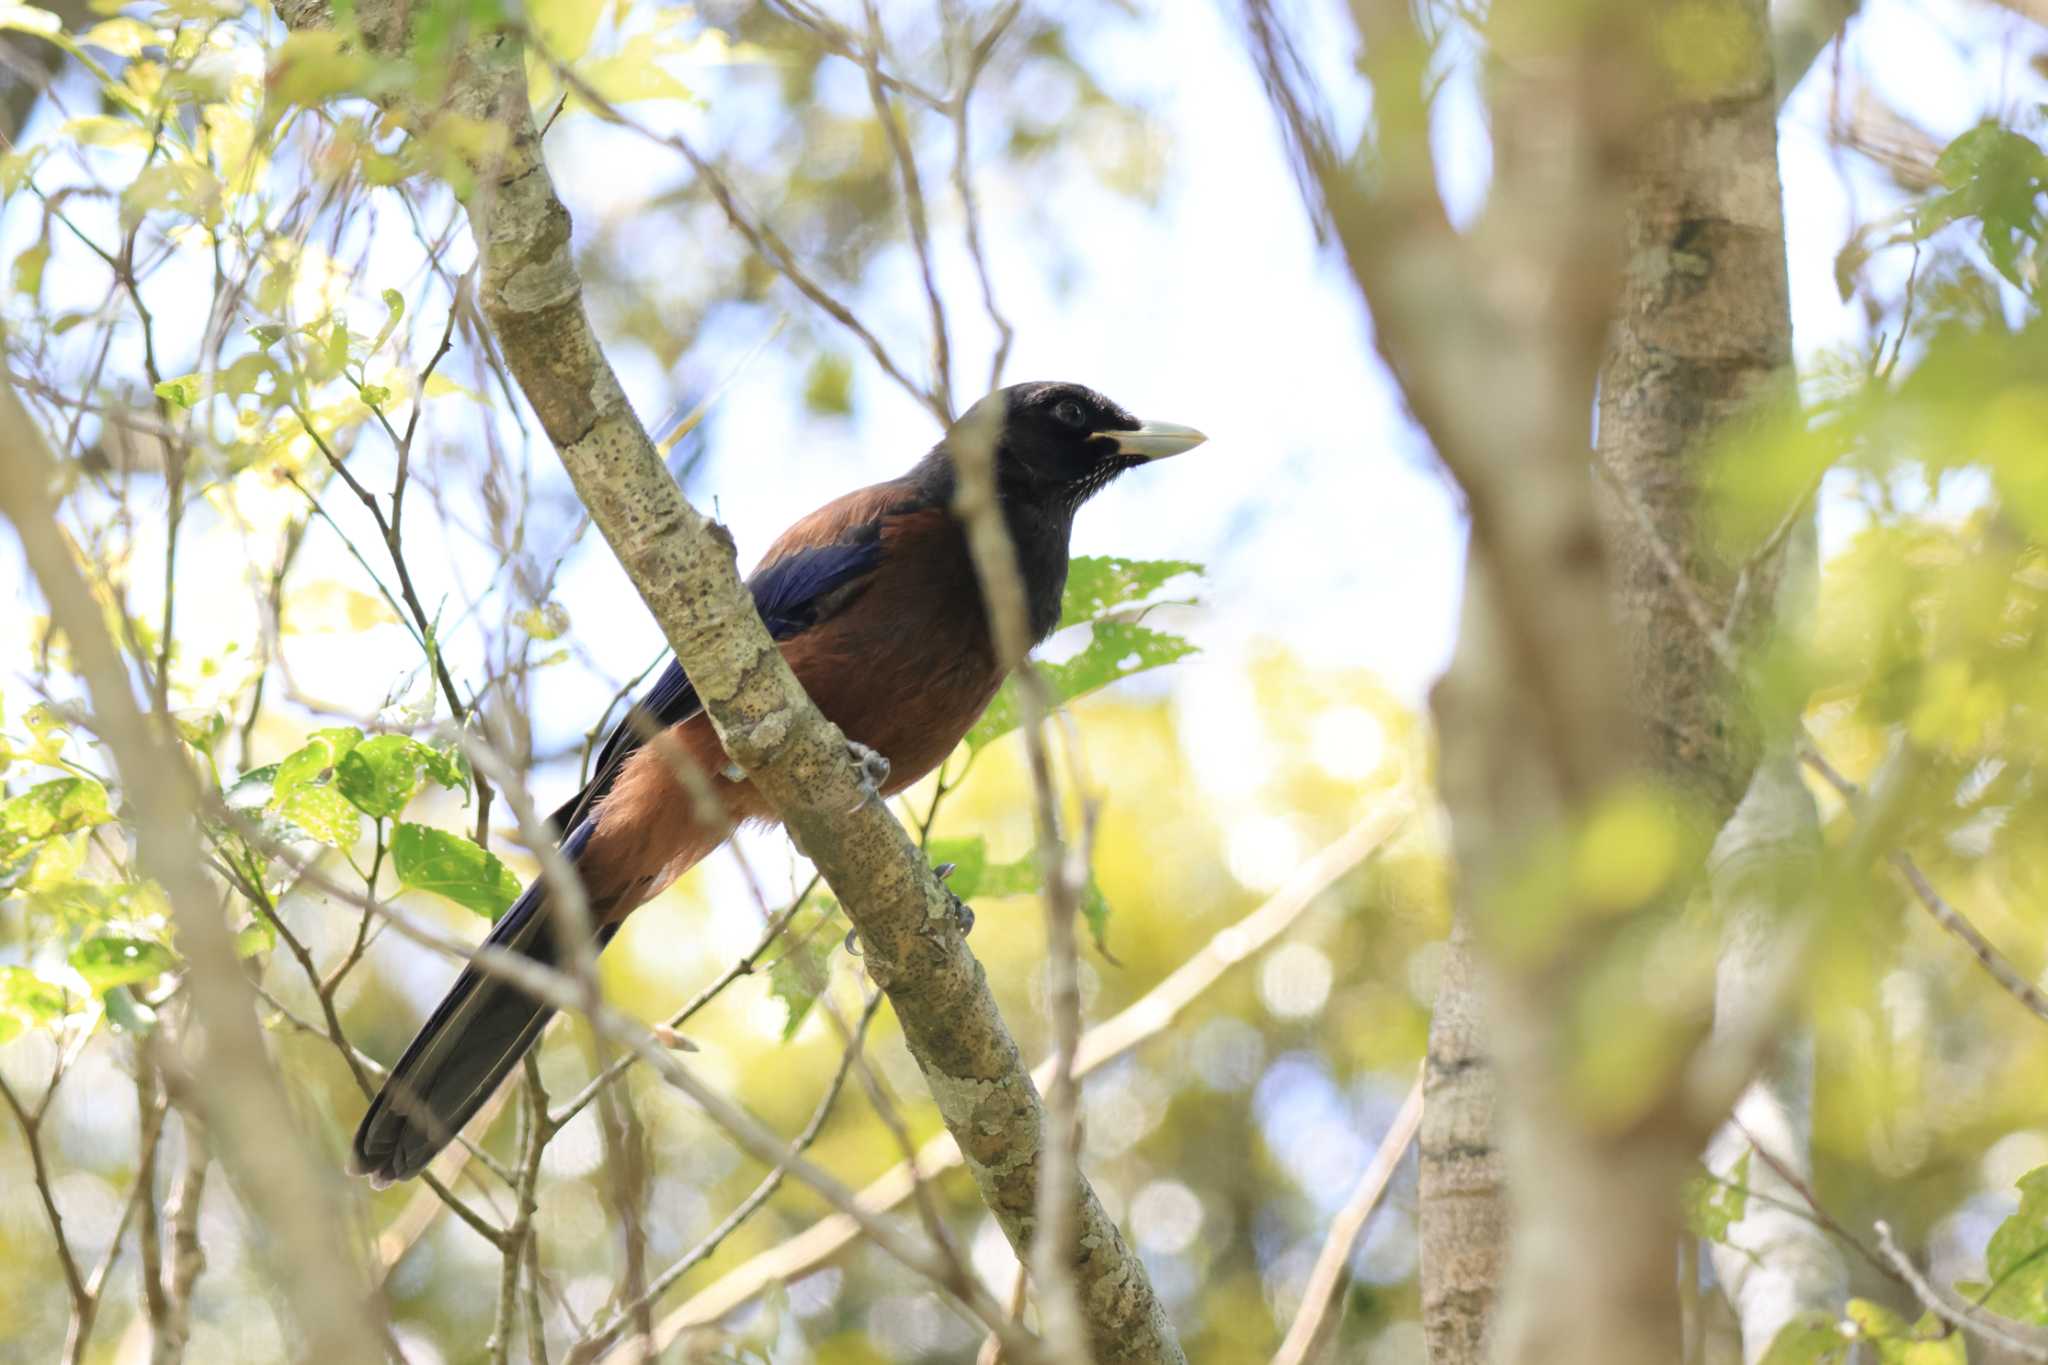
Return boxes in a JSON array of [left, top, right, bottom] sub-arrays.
[[351, 381, 1205, 1184]]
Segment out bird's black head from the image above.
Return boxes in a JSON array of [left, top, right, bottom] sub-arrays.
[[952, 381, 1206, 511]]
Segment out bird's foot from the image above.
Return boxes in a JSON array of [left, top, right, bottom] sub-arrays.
[[845, 740, 890, 813], [842, 859, 973, 957], [932, 860, 974, 937]]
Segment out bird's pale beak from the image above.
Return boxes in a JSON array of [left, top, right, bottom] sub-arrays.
[[1112, 420, 1207, 461]]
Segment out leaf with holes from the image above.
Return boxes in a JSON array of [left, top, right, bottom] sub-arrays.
[[0, 776, 110, 855], [1760, 1312, 1851, 1365], [71, 935, 177, 994], [967, 620, 1197, 752], [1057, 555, 1201, 631], [0, 965, 70, 1044], [1682, 1150, 1750, 1244], [1974, 1165, 2048, 1322], [392, 823, 522, 919], [335, 734, 428, 819], [769, 928, 837, 1042], [1845, 1299, 1966, 1364]]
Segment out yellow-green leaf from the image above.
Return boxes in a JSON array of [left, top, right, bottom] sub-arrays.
[[392, 822, 521, 919]]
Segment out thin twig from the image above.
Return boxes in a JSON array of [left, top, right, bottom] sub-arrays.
[[1271, 1073, 1423, 1365], [650, 807, 1406, 1342], [1874, 1221, 2048, 1361]]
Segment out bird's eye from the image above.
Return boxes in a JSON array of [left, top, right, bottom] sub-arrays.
[[1052, 399, 1088, 429]]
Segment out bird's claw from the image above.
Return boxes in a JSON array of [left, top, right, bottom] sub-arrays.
[[842, 860, 972, 958], [933, 860, 974, 937], [846, 741, 890, 813]]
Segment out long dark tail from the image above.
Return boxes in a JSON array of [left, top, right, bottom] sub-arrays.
[[351, 825, 617, 1186]]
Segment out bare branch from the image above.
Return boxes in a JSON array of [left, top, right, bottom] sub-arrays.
[[268, 4, 1181, 1357], [652, 807, 1406, 1342], [1875, 1221, 2048, 1362], [0, 343, 386, 1365], [1271, 1073, 1424, 1365]]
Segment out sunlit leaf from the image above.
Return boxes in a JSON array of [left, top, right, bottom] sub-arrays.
[[0, 965, 70, 1044], [1760, 1312, 1851, 1365], [102, 986, 156, 1035], [420, 744, 470, 801], [925, 835, 1115, 958], [70, 935, 176, 994], [1976, 1166, 2048, 1322], [1, 776, 111, 850], [1844, 1299, 1966, 1364], [1082, 877, 1117, 963], [335, 733, 427, 819], [372, 287, 405, 350], [769, 928, 836, 1042], [392, 822, 521, 919], [514, 602, 571, 640], [11, 240, 47, 297], [266, 728, 365, 846], [154, 374, 201, 409], [271, 727, 363, 802], [1682, 1150, 1749, 1244], [967, 620, 1197, 751], [803, 353, 853, 416], [1058, 555, 1202, 631], [266, 29, 375, 108]]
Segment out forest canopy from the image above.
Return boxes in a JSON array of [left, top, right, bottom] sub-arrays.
[[5, 1, 2048, 1364]]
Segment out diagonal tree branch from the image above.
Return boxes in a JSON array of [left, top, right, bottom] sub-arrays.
[[267, 5, 1182, 1360], [646, 807, 1404, 1346]]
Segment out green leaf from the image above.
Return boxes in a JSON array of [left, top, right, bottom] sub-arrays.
[[1977, 1165, 2048, 1322], [175, 710, 227, 752], [1918, 124, 2048, 289], [1, 776, 111, 850], [335, 734, 427, 819], [234, 917, 276, 958], [803, 352, 853, 416], [967, 620, 1197, 751], [392, 823, 521, 919], [153, 374, 201, 409], [276, 785, 363, 848], [0, 965, 70, 1043], [265, 730, 366, 847], [271, 727, 363, 802], [1683, 1149, 1750, 1244], [70, 935, 176, 993], [11, 239, 47, 297], [372, 287, 405, 350], [768, 928, 836, 1041], [420, 744, 471, 801], [513, 602, 571, 640], [102, 986, 156, 1036], [1082, 877, 1117, 964], [1057, 555, 1201, 631], [266, 28, 375, 108], [1845, 1299, 1966, 1364], [924, 835, 1115, 959], [1760, 1311, 1850, 1365]]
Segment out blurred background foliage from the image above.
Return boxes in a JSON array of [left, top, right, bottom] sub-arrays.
[[13, 0, 2048, 1362]]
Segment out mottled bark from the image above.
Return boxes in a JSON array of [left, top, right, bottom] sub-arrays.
[[1248, 0, 1798, 1359], [1486, 1, 1798, 1360], [1419, 919, 1502, 1364], [268, 6, 1180, 1359]]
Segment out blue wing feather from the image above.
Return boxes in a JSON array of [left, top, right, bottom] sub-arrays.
[[545, 534, 886, 835]]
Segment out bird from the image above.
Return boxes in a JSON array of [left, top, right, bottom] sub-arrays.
[[350, 380, 1205, 1185]]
